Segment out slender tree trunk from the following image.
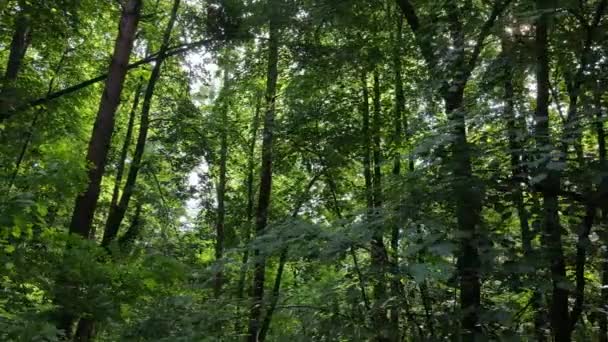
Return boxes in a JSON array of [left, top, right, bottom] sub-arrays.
[[248, 7, 280, 340], [68, 0, 142, 239], [57, 2, 142, 338], [327, 177, 371, 315], [117, 201, 143, 252], [501, 36, 531, 256], [370, 69, 390, 342], [236, 94, 262, 335], [501, 33, 548, 341], [0, 4, 31, 119], [7, 47, 69, 194], [258, 174, 319, 342], [361, 71, 374, 213], [102, 0, 180, 247], [596, 82, 608, 342], [390, 13, 405, 340], [534, 1, 569, 340], [108, 84, 143, 214], [214, 70, 230, 297]]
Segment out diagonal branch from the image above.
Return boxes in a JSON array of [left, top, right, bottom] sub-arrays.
[[395, 0, 436, 68], [2, 38, 215, 119], [465, 0, 513, 78]]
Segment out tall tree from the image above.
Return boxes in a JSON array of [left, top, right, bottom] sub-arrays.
[[102, 0, 181, 246], [214, 69, 230, 297], [533, 0, 569, 339], [248, 1, 280, 340], [68, 0, 142, 239], [396, 0, 510, 337]]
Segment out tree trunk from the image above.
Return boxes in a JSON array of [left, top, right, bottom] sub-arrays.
[[501, 36, 531, 257], [102, 0, 180, 247], [68, 0, 142, 239], [247, 6, 280, 340], [108, 83, 143, 214], [361, 71, 374, 213], [7, 47, 69, 194], [596, 82, 608, 342], [258, 174, 319, 342], [534, 1, 570, 340], [0, 3, 31, 119], [389, 12, 405, 340], [236, 94, 262, 335], [370, 68, 390, 342], [501, 33, 548, 341], [394, 1, 506, 337], [73, 317, 95, 342], [117, 201, 143, 252], [57, 2, 142, 338], [214, 70, 230, 297], [444, 86, 482, 339]]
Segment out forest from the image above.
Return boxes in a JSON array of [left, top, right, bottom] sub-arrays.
[[1, 0, 608, 340]]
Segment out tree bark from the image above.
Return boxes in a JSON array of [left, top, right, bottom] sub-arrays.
[[235, 94, 262, 335], [108, 83, 143, 215], [596, 81, 608, 342], [0, 3, 32, 119], [57, 1, 142, 338], [534, 1, 570, 340], [102, 0, 180, 247], [214, 70, 230, 297], [501, 35, 532, 257], [371, 68, 390, 342], [258, 174, 320, 342], [395, 1, 510, 337], [389, 12, 405, 340], [501, 32, 548, 341], [361, 71, 374, 213], [68, 0, 142, 239], [117, 201, 143, 252], [247, 5, 280, 340]]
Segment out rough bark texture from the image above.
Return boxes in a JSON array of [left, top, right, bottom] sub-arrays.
[[102, 0, 180, 247], [68, 0, 142, 239], [248, 6, 280, 340]]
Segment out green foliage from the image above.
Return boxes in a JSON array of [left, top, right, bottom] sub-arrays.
[[2, 0, 608, 340]]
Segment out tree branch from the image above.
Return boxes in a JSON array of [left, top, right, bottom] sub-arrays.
[[395, 0, 435, 68], [3, 38, 214, 118], [466, 0, 513, 78]]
